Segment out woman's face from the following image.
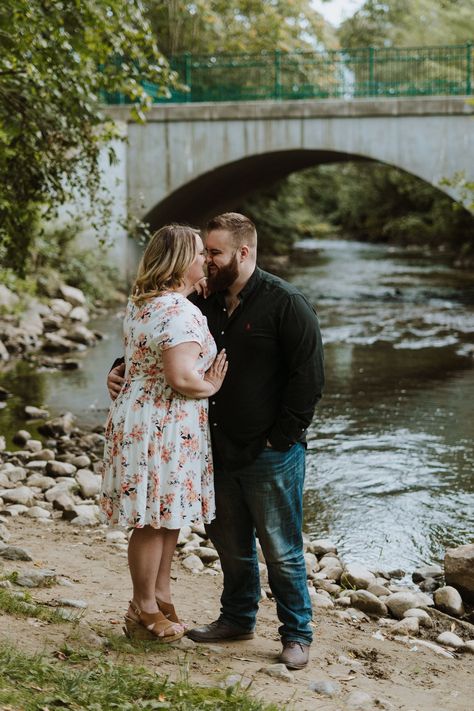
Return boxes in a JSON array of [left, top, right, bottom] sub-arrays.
[[186, 233, 206, 285]]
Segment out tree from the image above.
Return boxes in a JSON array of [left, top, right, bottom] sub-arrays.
[[338, 0, 474, 48], [145, 0, 335, 57], [0, 0, 173, 275]]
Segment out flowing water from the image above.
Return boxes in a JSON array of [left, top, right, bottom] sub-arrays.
[[1, 238, 473, 572]]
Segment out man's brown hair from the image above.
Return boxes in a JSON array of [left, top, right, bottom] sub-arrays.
[[206, 212, 257, 249]]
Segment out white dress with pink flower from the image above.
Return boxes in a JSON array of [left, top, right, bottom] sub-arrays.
[[100, 293, 217, 529]]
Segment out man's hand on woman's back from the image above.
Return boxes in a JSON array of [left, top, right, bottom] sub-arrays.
[[108, 362, 125, 400]]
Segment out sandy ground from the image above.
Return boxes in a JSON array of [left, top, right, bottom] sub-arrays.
[[0, 518, 473, 711]]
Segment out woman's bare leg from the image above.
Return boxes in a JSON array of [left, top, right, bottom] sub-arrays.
[[128, 526, 162, 614], [155, 528, 179, 603]]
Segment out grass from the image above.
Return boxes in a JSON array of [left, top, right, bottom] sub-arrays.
[[0, 587, 76, 624], [0, 643, 285, 711]]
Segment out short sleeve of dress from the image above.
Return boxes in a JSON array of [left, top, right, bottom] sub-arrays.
[[159, 296, 205, 351]]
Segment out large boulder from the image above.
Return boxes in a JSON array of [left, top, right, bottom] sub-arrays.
[[444, 544, 474, 603]]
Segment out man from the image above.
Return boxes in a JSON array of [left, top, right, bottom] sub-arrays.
[[108, 213, 324, 669]]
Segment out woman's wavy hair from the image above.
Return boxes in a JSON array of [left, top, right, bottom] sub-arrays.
[[132, 224, 198, 306]]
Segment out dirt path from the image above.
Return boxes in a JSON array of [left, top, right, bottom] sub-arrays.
[[1, 518, 473, 710]]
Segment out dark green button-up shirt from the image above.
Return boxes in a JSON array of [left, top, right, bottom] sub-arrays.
[[190, 267, 324, 471]]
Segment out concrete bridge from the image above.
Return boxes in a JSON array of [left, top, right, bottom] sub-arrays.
[[97, 96, 474, 276]]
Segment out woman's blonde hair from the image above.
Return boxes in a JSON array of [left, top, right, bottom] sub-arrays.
[[132, 224, 198, 305]]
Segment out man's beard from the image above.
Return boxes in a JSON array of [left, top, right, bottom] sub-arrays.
[[207, 252, 239, 293]]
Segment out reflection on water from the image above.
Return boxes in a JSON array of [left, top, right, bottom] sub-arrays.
[[1, 239, 473, 571], [292, 240, 474, 571]]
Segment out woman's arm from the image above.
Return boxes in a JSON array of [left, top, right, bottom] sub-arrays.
[[163, 343, 227, 398]]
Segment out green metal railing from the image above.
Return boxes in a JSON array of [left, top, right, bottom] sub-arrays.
[[104, 42, 473, 104]]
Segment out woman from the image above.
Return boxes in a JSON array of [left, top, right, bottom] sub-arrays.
[[101, 224, 227, 642]]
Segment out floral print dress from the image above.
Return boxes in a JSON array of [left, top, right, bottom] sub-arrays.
[[101, 293, 217, 529]]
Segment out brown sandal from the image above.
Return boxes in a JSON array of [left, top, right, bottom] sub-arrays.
[[156, 597, 187, 629], [123, 600, 184, 642]]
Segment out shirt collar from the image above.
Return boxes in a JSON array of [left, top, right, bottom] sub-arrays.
[[214, 267, 261, 305]]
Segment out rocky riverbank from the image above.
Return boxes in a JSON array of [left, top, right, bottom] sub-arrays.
[[0, 281, 113, 368], [0, 407, 473, 708]]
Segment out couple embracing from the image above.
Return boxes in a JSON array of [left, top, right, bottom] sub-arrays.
[[101, 212, 324, 670]]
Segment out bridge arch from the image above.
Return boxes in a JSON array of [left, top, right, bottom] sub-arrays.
[[110, 96, 473, 231]]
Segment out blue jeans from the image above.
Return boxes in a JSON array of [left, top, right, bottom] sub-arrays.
[[206, 443, 312, 645]]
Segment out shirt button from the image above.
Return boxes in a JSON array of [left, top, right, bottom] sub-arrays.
[[211, 401, 216, 405], [213, 422, 217, 427], [220, 330, 224, 335], [223, 308, 226, 312]]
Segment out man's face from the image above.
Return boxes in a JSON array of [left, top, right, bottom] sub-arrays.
[[205, 229, 240, 292]]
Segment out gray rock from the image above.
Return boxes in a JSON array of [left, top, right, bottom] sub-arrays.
[[461, 641, 474, 654], [221, 674, 252, 690], [26, 473, 56, 491], [190, 522, 207, 537], [349, 589, 388, 618], [39, 412, 75, 437], [313, 578, 341, 595], [3, 504, 29, 517], [311, 592, 335, 609], [50, 298, 72, 317], [192, 546, 220, 564], [5, 467, 28, 484], [304, 552, 319, 574], [67, 325, 96, 346], [0, 284, 19, 310], [42, 332, 81, 353], [307, 538, 337, 556], [25, 440, 43, 452], [403, 608, 433, 627], [0, 523, 10, 542], [172, 636, 196, 650], [58, 598, 88, 609], [308, 679, 341, 696], [433, 586, 465, 617], [47, 490, 76, 512], [385, 591, 432, 619], [26, 506, 52, 519], [59, 284, 86, 307], [69, 306, 89, 322], [74, 620, 106, 648], [318, 563, 343, 582], [436, 631, 464, 648], [445, 544, 474, 602], [76, 469, 101, 498], [366, 582, 390, 597], [181, 554, 204, 572], [12, 430, 31, 446], [412, 563, 443, 583], [32, 449, 56, 461], [67, 504, 101, 526], [46, 461, 76, 477], [25, 460, 48, 470], [0, 486, 35, 506], [15, 568, 56, 588], [0, 545, 33, 561], [24, 406, 50, 420], [0, 341, 9, 362], [262, 663, 293, 681], [390, 617, 420, 635], [70, 455, 91, 468], [419, 577, 440, 593], [341, 563, 376, 590]]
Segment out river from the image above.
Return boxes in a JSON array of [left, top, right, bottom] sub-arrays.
[[1, 238, 473, 573]]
